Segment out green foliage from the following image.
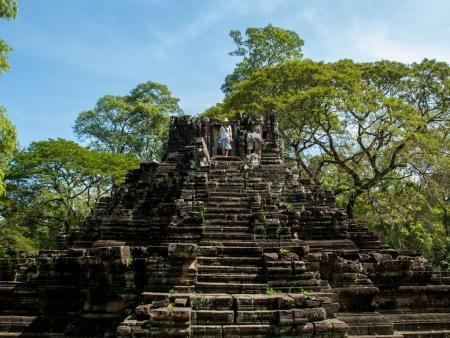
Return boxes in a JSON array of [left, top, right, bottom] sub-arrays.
[[285, 202, 294, 212], [0, 139, 138, 253], [0, 0, 17, 74], [357, 171, 450, 268], [0, 0, 17, 19], [74, 81, 182, 161], [279, 248, 290, 254], [224, 58, 449, 219], [0, 107, 17, 195], [0, 39, 12, 74], [200, 102, 231, 120], [266, 287, 281, 295], [0, 226, 37, 258], [221, 24, 303, 96], [0, 0, 18, 193]]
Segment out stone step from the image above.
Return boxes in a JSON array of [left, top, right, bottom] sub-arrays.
[[209, 169, 244, 174], [190, 324, 271, 337], [209, 182, 245, 187], [198, 246, 262, 256], [199, 241, 259, 247], [206, 207, 250, 214], [196, 256, 262, 266], [210, 156, 243, 162], [201, 225, 250, 232], [208, 176, 245, 182], [399, 330, 450, 338], [260, 157, 282, 162], [221, 241, 260, 247], [208, 183, 246, 188], [208, 191, 248, 198], [202, 233, 254, 240], [197, 265, 262, 274], [206, 202, 250, 208], [209, 187, 244, 193], [209, 165, 243, 171], [387, 313, 450, 331], [221, 246, 262, 256], [0, 316, 36, 332], [431, 276, 450, 284], [338, 313, 395, 336], [191, 310, 234, 325], [307, 239, 358, 251], [195, 282, 267, 294], [203, 220, 250, 226], [208, 196, 250, 202], [196, 273, 264, 283], [208, 177, 245, 182]]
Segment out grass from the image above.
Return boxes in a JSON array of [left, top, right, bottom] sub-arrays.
[[279, 248, 290, 254], [266, 287, 281, 295]]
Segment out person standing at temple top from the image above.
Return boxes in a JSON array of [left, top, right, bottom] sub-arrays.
[[218, 118, 233, 157]]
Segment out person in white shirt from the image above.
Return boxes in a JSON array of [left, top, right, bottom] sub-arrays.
[[218, 118, 233, 156]]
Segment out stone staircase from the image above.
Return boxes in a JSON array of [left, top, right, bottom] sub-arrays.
[[118, 291, 347, 338], [341, 312, 450, 338], [196, 158, 268, 294]]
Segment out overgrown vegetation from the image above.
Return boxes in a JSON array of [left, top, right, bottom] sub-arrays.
[[266, 287, 281, 295]]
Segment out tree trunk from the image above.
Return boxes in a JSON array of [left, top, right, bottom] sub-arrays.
[[346, 193, 357, 219], [63, 219, 70, 234]]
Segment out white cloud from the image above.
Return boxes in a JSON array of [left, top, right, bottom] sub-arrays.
[[145, 0, 286, 61], [293, 3, 450, 63], [353, 29, 450, 63]]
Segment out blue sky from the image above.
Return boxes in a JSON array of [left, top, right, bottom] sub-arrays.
[[1, 0, 449, 146]]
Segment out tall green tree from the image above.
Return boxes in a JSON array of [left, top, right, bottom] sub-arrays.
[[0, 107, 16, 196], [0, 139, 138, 255], [0, 0, 18, 195], [223, 59, 449, 219], [221, 24, 304, 96], [358, 170, 450, 267], [74, 81, 182, 161], [0, 0, 17, 73]]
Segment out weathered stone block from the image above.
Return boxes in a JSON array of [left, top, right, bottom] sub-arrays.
[[304, 307, 326, 321], [168, 243, 198, 258], [116, 325, 132, 336], [191, 310, 234, 325]]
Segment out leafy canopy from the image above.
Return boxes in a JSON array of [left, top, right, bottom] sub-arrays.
[[0, 0, 18, 195], [223, 58, 449, 219], [74, 81, 182, 160], [0, 0, 17, 74], [221, 24, 303, 96], [1, 139, 138, 254], [0, 105, 17, 196], [0, 0, 17, 18]]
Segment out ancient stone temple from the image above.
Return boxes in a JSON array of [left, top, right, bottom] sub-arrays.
[[1, 115, 450, 337]]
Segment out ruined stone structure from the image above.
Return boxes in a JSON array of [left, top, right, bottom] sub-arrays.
[[1, 115, 450, 337]]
